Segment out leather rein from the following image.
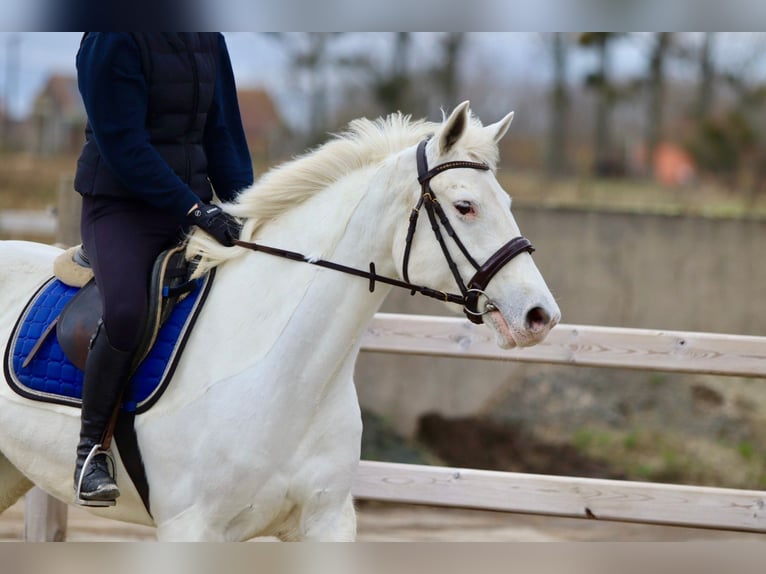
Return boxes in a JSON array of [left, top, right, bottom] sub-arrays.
[[233, 138, 535, 325]]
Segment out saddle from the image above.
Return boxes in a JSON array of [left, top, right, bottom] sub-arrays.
[[36, 243, 202, 373]]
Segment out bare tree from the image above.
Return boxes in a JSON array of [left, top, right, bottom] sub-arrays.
[[433, 33, 466, 111], [579, 32, 625, 175], [371, 33, 416, 114], [2, 34, 21, 150], [723, 51, 766, 199], [697, 33, 716, 121], [342, 33, 465, 119], [644, 33, 672, 177], [263, 33, 344, 143], [546, 33, 570, 177], [686, 34, 766, 197], [328, 33, 419, 118]]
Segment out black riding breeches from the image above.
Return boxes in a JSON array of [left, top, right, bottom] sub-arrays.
[[80, 196, 186, 352]]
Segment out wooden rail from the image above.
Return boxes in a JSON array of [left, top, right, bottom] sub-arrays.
[[363, 313, 766, 377], [24, 314, 766, 539], [353, 461, 766, 533]]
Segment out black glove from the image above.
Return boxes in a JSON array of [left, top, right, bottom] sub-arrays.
[[186, 203, 241, 247]]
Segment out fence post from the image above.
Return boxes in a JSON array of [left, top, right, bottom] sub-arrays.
[[24, 488, 68, 542], [55, 175, 80, 247]]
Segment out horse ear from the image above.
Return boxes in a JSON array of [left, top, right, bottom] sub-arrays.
[[438, 100, 471, 155], [485, 111, 515, 143]]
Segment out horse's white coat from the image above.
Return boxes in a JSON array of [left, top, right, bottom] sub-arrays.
[[0, 103, 559, 540]]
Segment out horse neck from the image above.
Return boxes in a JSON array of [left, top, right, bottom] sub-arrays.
[[256, 160, 411, 319], [184, 160, 414, 391]]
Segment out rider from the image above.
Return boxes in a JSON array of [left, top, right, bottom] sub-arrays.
[[73, 32, 253, 505]]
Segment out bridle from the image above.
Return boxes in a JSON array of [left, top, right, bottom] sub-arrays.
[[232, 138, 535, 325], [402, 139, 535, 323]]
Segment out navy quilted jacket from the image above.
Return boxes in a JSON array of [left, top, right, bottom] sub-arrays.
[[74, 32, 253, 220]]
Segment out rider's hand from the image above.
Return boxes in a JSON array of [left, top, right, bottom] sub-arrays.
[[186, 203, 241, 247]]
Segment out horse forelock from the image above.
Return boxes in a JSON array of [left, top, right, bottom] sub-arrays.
[[185, 110, 500, 274]]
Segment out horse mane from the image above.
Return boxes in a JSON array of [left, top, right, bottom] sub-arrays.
[[186, 110, 500, 275]]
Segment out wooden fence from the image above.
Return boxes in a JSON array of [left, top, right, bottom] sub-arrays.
[[24, 313, 766, 539]]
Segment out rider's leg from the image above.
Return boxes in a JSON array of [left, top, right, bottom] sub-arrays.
[[73, 321, 134, 503], [74, 196, 180, 505]]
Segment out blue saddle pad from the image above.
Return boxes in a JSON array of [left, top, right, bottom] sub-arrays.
[[4, 275, 212, 413]]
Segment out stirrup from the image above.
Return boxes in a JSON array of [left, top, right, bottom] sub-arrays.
[[75, 444, 117, 507]]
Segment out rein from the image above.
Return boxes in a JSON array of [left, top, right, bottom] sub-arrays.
[[232, 238, 466, 305], [231, 138, 535, 324]]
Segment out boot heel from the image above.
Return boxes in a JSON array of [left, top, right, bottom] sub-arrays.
[[76, 498, 117, 508]]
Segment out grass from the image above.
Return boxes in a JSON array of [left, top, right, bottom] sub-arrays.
[[0, 152, 77, 210], [738, 441, 755, 461], [570, 424, 766, 490], [2, 151, 766, 220], [499, 169, 766, 220], [0, 152, 275, 211]]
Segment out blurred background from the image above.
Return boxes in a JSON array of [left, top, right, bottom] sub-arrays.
[[1, 32, 766, 497], [4, 33, 766, 211]]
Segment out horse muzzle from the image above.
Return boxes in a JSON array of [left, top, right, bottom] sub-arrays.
[[462, 236, 536, 325], [484, 299, 560, 349]]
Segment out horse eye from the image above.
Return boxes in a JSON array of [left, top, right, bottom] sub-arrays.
[[454, 201, 475, 216]]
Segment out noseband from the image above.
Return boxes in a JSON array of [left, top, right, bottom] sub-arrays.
[[233, 138, 535, 325], [402, 139, 535, 324]]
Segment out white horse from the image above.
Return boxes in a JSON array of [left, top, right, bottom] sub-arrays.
[[0, 102, 560, 541]]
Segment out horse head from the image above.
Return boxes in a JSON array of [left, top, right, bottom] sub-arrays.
[[392, 101, 560, 349]]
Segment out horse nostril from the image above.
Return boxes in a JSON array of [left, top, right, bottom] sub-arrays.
[[526, 306, 550, 333]]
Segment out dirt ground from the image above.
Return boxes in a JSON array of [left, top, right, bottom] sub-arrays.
[[1, 498, 764, 542]]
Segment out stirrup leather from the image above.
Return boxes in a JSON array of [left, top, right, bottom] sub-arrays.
[[75, 444, 118, 507]]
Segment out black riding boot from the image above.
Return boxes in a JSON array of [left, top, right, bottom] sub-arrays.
[[74, 322, 134, 506]]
